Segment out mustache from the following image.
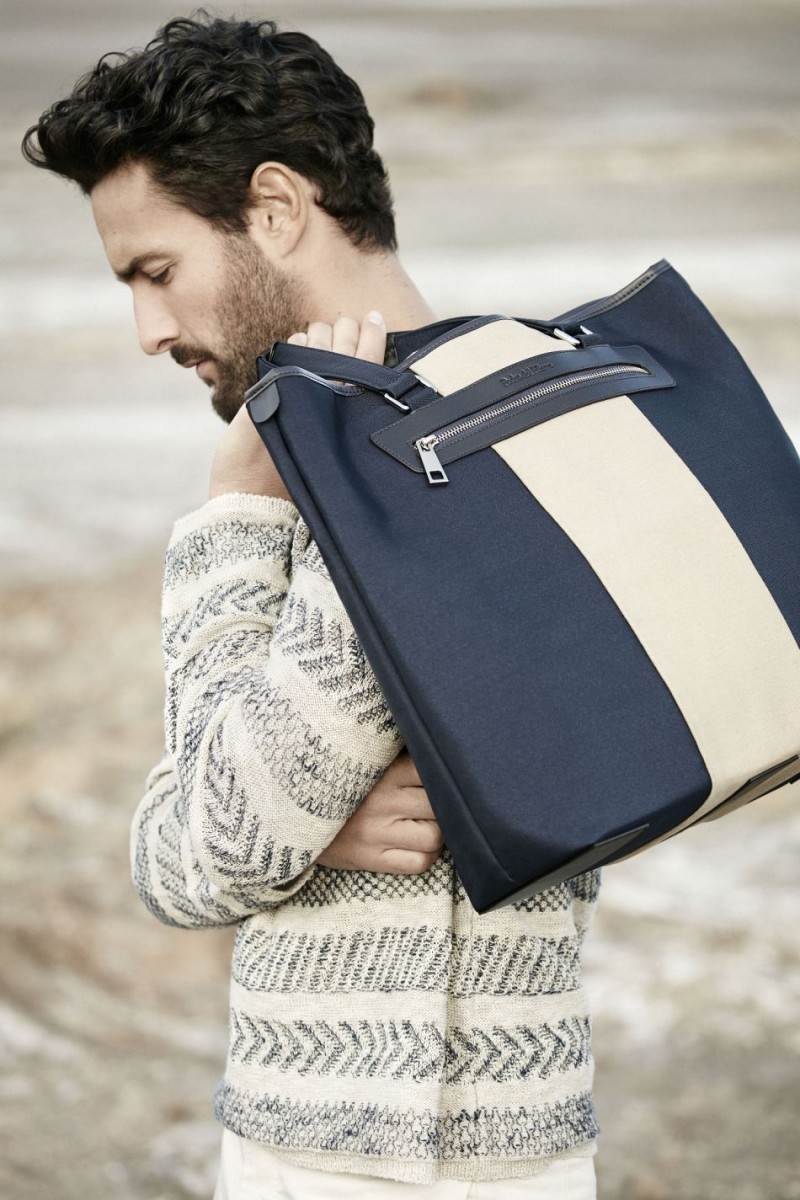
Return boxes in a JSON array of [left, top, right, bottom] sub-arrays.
[[170, 345, 216, 367]]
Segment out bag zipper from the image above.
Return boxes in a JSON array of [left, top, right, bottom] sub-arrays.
[[414, 363, 649, 485]]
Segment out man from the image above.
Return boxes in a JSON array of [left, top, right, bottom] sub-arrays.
[[23, 15, 600, 1197]]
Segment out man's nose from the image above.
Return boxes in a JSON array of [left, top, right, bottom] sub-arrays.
[[133, 289, 180, 356]]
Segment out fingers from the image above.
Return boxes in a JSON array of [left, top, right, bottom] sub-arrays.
[[390, 816, 444, 855], [318, 839, 442, 875], [355, 311, 387, 364], [359, 782, 437, 825], [314, 781, 442, 872], [378, 848, 442, 875], [304, 318, 354, 352], [331, 316, 361, 354], [286, 313, 386, 364], [390, 790, 438, 823], [321, 759, 442, 869]]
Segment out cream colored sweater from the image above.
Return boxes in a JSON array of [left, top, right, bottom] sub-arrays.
[[130, 491, 600, 1184]]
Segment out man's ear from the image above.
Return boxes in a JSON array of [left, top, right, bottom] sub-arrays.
[[247, 162, 312, 256]]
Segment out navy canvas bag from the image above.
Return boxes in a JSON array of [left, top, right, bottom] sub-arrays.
[[247, 260, 800, 913]]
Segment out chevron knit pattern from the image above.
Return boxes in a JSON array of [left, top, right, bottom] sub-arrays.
[[130, 492, 600, 1185]]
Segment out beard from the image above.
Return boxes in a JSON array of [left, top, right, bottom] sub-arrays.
[[171, 234, 306, 423]]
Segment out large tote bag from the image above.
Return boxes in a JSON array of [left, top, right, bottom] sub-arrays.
[[247, 259, 800, 913]]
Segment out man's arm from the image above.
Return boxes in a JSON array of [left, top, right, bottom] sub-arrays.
[[130, 314, 443, 928], [131, 746, 443, 928]]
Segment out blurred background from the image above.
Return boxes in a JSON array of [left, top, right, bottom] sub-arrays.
[[1, 1, 799, 1197]]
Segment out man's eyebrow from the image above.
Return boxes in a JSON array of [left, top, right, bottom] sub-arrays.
[[113, 253, 167, 282]]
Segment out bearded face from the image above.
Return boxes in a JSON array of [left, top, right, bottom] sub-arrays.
[[91, 161, 308, 424], [169, 234, 306, 423]]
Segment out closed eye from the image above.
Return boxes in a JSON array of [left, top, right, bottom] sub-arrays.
[[149, 267, 173, 286]]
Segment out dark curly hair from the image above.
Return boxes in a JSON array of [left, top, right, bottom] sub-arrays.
[[21, 13, 397, 251]]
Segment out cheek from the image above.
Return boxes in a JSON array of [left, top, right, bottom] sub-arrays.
[[177, 288, 223, 348]]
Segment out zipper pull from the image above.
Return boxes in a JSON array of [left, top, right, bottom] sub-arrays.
[[415, 436, 449, 485]]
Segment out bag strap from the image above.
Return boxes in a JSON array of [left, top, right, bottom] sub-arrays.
[[266, 342, 423, 401], [265, 316, 599, 398]]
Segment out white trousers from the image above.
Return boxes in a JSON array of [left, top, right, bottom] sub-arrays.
[[213, 1129, 597, 1199]]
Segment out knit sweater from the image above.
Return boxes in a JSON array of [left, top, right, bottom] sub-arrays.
[[130, 490, 601, 1184]]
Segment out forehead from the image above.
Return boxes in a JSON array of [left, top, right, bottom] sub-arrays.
[[90, 161, 217, 271]]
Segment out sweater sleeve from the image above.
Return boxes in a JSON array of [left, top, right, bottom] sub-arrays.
[[130, 492, 403, 928]]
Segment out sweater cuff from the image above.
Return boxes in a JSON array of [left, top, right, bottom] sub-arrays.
[[170, 492, 300, 541], [163, 493, 301, 597]]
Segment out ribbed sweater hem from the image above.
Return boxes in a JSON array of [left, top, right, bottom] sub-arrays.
[[215, 1081, 600, 1184]]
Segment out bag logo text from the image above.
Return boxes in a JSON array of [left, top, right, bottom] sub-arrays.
[[499, 363, 553, 386]]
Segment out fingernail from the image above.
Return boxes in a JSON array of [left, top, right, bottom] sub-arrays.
[[367, 310, 384, 325]]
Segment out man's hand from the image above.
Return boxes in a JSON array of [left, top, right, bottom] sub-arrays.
[[284, 311, 386, 361], [317, 750, 445, 874], [208, 312, 387, 500]]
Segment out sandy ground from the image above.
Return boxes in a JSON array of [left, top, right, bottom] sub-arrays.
[[1, 1, 800, 1197]]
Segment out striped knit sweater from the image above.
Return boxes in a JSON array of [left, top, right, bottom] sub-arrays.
[[131, 490, 601, 1184]]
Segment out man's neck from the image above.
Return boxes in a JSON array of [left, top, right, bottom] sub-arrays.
[[302, 241, 437, 334]]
